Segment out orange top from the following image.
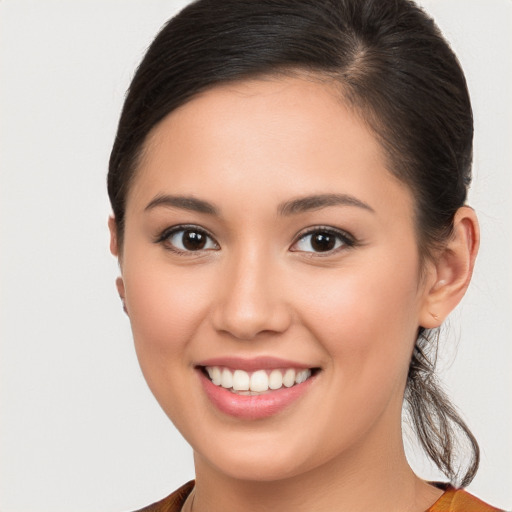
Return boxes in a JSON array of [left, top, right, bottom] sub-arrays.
[[133, 480, 504, 512], [426, 484, 504, 512]]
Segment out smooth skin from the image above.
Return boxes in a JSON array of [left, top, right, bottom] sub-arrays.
[[109, 76, 479, 512]]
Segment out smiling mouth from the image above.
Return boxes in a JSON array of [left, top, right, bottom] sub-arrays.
[[200, 366, 319, 395]]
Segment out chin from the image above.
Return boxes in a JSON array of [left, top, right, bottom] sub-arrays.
[[199, 450, 313, 483], [190, 425, 334, 483]]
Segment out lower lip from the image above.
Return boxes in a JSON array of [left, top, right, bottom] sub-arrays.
[[198, 370, 316, 420]]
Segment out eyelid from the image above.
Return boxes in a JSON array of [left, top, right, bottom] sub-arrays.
[[154, 224, 355, 256], [290, 225, 356, 254], [155, 224, 220, 254]]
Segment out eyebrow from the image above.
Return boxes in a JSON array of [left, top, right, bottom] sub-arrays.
[[145, 194, 219, 215], [144, 192, 374, 217], [278, 193, 374, 216]]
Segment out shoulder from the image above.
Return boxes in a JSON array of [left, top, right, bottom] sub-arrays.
[[130, 481, 195, 512], [428, 485, 505, 512], [127, 481, 506, 512]]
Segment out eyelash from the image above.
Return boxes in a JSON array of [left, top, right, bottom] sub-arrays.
[[155, 225, 219, 255], [290, 226, 356, 255], [155, 224, 356, 256]]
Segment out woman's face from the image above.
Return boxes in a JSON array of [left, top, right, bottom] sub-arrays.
[[114, 77, 436, 481]]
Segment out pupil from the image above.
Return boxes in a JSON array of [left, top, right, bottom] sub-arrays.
[[182, 230, 206, 250], [312, 232, 335, 252]]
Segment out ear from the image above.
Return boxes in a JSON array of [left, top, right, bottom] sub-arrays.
[[108, 215, 119, 257], [419, 206, 479, 328], [109, 216, 129, 314]]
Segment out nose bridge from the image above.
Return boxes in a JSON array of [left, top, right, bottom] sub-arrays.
[[212, 242, 290, 340]]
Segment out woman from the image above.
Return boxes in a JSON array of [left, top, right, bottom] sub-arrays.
[[107, 0, 503, 510]]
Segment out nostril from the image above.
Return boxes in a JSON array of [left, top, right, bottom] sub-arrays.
[[211, 302, 293, 341]]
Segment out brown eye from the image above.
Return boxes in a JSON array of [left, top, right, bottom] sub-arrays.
[[162, 226, 219, 253], [291, 228, 354, 254], [182, 230, 207, 250], [310, 232, 336, 252]]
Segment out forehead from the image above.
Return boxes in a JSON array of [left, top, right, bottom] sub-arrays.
[[129, 76, 412, 218]]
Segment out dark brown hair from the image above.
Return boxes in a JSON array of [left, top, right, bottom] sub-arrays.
[[108, 0, 478, 486]]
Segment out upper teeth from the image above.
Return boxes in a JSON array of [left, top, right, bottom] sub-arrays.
[[205, 366, 312, 393]]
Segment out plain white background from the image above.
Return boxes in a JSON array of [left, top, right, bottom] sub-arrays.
[[1, 1, 511, 511]]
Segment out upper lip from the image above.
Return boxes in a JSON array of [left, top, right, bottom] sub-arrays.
[[196, 356, 315, 372]]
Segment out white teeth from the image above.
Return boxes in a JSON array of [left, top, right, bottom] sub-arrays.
[[221, 368, 233, 389], [250, 370, 269, 392], [283, 368, 296, 388], [268, 369, 283, 390], [209, 366, 222, 385], [232, 369, 250, 391], [295, 369, 311, 384], [205, 366, 313, 392]]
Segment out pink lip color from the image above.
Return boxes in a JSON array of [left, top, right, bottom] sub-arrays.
[[197, 356, 312, 372], [198, 369, 316, 420]]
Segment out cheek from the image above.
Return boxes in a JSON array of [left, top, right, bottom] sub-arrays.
[[296, 261, 421, 378], [122, 263, 217, 425], [122, 260, 212, 366]]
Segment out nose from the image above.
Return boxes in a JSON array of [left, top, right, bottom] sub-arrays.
[[211, 252, 292, 340]]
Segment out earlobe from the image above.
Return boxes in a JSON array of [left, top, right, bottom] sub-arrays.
[[109, 217, 128, 315], [116, 276, 128, 314], [115, 276, 126, 299], [108, 216, 119, 257], [419, 206, 479, 328]]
